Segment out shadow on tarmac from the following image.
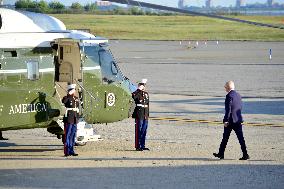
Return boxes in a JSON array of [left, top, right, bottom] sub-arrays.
[[0, 142, 62, 148], [243, 100, 284, 115], [0, 148, 60, 153], [0, 142, 62, 153], [0, 142, 17, 147], [0, 156, 276, 164], [0, 164, 283, 189], [0, 157, 235, 162], [151, 98, 284, 115]]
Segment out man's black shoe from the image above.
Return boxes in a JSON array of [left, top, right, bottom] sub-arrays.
[[64, 154, 69, 157], [213, 153, 224, 159], [239, 155, 250, 160], [142, 148, 150, 151], [0, 137, 8, 140], [136, 148, 143, 151], [71, 153, 78, 156]]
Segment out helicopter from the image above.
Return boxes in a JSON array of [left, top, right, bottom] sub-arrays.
[[0, 7, 136, 144]]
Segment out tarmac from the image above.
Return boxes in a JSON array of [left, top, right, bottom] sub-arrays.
[[111, 40, 284, 97], [0, 40, 284, 189]]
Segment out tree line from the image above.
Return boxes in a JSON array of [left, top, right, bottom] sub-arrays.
[[15, 0, 97, 13], [14, 0, 175, 15]]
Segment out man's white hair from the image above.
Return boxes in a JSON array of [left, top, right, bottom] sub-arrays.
[[225, 81, 235, 90]]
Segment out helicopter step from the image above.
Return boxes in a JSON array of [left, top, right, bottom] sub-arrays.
[[57, 118, 102, 146], [76, 119, 102, 146]]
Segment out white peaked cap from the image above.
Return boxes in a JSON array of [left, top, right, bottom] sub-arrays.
[[141, 78, 147, 84], [67, 84, 76, 90]]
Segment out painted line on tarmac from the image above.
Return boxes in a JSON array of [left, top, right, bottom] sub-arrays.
[[149, 117, 284, 127]]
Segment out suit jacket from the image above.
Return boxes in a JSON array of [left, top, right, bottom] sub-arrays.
[[132, 89, 149, 120], [62, 94, 79, 124], [223, 90, 243, 124]]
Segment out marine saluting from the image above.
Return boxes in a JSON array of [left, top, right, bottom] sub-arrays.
[[132, 79, 150, 151], [62, 84, 79, 157]]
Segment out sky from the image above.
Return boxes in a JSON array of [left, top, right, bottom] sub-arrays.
[[141, 0, 284, 7], [5, 0, 284, 7]]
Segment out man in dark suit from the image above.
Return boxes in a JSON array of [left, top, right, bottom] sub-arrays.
[[213, 81, 250, 160]]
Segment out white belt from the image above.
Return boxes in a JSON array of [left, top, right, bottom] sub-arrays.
[[136, 104, 148, 108], [65, 108, 79, 117]]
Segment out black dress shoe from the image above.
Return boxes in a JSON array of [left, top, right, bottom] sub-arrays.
[[136, 148, 143, 151], [213, 153, 224, 159], [142, 148, 150, 151], [71, 153, 78, 156], [64, 154, 69, 157], [239, 155, 250, 160], [0, 137, 8, 140]]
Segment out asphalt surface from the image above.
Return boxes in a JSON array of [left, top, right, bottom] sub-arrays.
[[111, 40, 284, 97], [111, 40, 284, 123], [0, 40, 284, 189], [0, 119, 283, 189]]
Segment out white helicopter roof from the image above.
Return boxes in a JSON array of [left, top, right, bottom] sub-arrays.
[[0, 8, 107, 48], [0, 8, 66, 33]]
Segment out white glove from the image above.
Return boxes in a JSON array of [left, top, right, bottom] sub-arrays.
[[68, 89, 76, 95], [138, 85, 145, 91]]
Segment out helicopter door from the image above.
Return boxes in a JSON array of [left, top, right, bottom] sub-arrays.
[[59, 62, 73, 82], [53, 39, 82, 102]]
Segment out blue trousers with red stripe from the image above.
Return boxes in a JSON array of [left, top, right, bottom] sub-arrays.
[[64, 123, 77, 156], [135, 119, 148, 149]]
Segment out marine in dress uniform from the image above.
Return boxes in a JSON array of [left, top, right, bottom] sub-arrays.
[[62, 84, 79, 157], [132, 79, 150, 151], [213, 81, 250, 160]]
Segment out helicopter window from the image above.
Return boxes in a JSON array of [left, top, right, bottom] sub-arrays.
[[26, 60, 39, 80], [4, 51, 17, 57], [84, 46, 100, 64], [111, 61, 118, 75], [98, 49, 123, 84], [60, 47, 63, 60], [83, 45, 124, 84]]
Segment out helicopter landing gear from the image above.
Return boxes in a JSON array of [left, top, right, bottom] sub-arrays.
[[56, 118, 102, 145], [0, 131, 8, 140]]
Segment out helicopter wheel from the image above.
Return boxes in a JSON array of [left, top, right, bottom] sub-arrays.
[[75, 142, 87, 146]]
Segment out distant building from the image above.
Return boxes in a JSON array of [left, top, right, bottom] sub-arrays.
[[178, 0, 184, 9], [96, 1, 112, 7], [267, 0, 274, 7], [0, 0, 3, 6], [236, 0, 245, 8], [179, 0, 195, 8], [205, 0, 211, 8]]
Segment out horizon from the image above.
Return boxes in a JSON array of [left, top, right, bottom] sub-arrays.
[[3, 0, 284, 7]]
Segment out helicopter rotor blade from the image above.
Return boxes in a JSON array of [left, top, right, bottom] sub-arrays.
[[108, 0, 284, 30]]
